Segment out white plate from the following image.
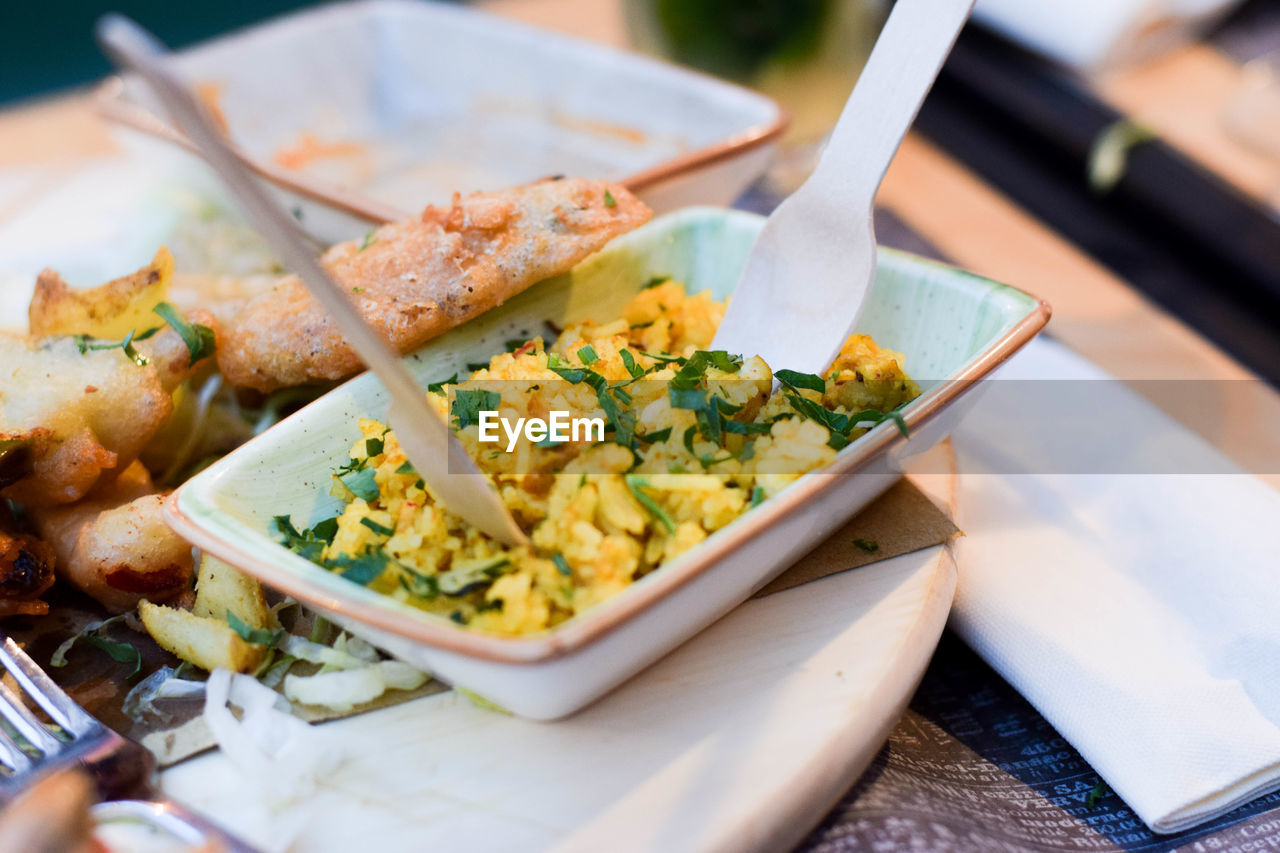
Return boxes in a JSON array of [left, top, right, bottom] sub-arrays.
[[160, 461, 957, 853]]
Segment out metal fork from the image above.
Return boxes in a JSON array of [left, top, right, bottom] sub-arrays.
[[0, 633, 258, 851]]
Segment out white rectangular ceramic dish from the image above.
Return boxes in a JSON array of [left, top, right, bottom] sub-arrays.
[[96, 0, 787, 242], [166, 207, 1049, 719]]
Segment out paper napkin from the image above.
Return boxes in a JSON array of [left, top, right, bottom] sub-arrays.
[[944, 336, 1280, 833]]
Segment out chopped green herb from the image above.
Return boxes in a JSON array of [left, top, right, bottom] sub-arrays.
[[619, 348, 646, 379], [577, 344, 600, 364], [641, 275, 670, 290], [505, 338, 529, 352], [274, 514, 331, 563], [551, 552, 572, 577], [311, 517, 340, 544], [638, 350, 685, 364], [359, 230, 378, 251], [399, 569, 440, 600], [669, 387, 708, 411], [451, 388, 501, 430], [226, 611, 284, 647], [438, 557, 512, 596], [1086, 779, 1109, 808], [395, 461, 416, 475], [74, 329, 152, 366], [775, 369, 826, 394], [82, 635, 143, 680], [625, 476, 676, 534], [331, 552, 388, 586], [853, 538, 879, 553], [351, 286, 364, 293], [427, 373, 457, 395], [340, 467, 380, 502], [153, 302, 216, 366], [466, 362, 489, 372], [635, 427, 672, 445], [359, 517, 395, 537], [603, 188, 617, 208], [365, 437, 384, 457]]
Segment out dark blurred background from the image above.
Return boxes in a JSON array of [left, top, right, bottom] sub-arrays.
[[0, 1, 334, 104]]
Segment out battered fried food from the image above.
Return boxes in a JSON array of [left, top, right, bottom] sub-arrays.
[[0, 320, 213, 507], [30, 461, 193, 613], [0, 507, 56, 618], [219, 177, 651, 391]]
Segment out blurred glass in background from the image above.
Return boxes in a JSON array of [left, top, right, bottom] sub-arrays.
[[624, 0, 888, 191]]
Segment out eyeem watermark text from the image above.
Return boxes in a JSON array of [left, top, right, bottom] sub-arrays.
[[477, 411, 605, 452]]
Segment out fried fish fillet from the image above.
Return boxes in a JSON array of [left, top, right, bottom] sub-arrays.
[[219, 177, 651, 391], [0, 320, 213, 507]]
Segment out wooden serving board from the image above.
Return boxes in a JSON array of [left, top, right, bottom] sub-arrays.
[[159, 469, 957, 853]]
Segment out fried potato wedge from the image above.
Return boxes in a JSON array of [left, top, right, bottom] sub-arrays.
[[193, 554, 269, 630], [139, 600, 264, 674], [29, 248, 175, 339]]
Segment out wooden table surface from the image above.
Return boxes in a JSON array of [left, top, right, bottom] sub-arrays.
[[0, 0, 1275, 486]]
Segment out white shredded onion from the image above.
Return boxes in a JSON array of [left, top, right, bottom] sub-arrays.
[[283, 660, 428, 712], [203, 669, 341, 803], [279, 634, 366, 669]]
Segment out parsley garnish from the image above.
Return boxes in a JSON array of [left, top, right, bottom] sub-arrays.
[[359, 230, 378, 251], [551, 552, 572, 577], [775, 369, 826, 394], [365, 437, 384, 457], [603, 188, 617, 208], [274, 514, 338, 563], [750, 485, 766, 507], [635, 427, 672, 445], [340, 467, 380, 502], [360, 517, 394, 537], [625, 476, 675, 534], [619, 348, 646, 379], [451, 389, 501, 430], [330, 552, 388, 586], [311, 517, 339, 543], [1086, 779, 1109, 808], [438, 557, 512, 596], [853, 538, 879, 553], [74, 328, 153, 366], [577, 345, 600, 365], [153, 302, 216, 366], [82, 634, 143, 680], [641, 275, 670, 290], [399, 568, 440, 599], [226, 612, 284, 647], [427, 373, 458, 395]]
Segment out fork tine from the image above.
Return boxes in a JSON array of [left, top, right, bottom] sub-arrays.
[[0, 636, 98, 737], [0, 721, 34, 775], [0, 680, 63, 755]]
